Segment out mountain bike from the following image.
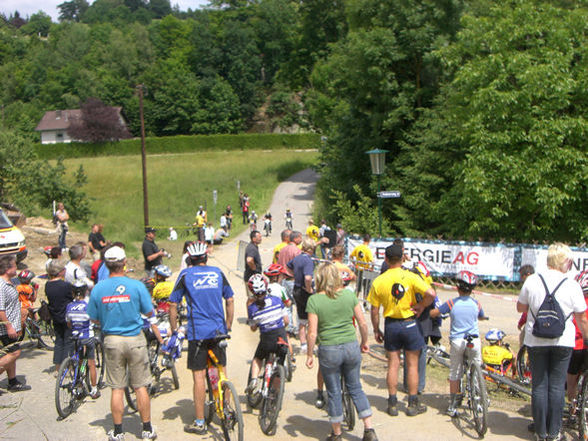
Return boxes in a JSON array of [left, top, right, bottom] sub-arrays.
[[202, 333, 244, 441], [342, 375, 355, 431], [458, 334, 488, 437], [20, 308, 55, 350], [55, 333, 105, 419], [263, 218, 272, 237], [285, 217, 293, 230]]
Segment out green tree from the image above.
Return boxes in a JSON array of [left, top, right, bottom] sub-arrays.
[[21, 12, 53, 36], [58, 0, 90, 22]]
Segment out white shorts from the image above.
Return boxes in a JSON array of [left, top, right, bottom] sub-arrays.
[[449, 337, 482, 381]]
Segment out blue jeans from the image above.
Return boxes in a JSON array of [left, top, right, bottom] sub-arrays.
[[318, 341, 372, 423], [528, 346, 572, 438], [281, 279, 296, 330], [58, 226, 67, 249], [53, 322, 73, 365]]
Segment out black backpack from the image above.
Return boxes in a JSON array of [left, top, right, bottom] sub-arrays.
[[531, 274, 570, 339]]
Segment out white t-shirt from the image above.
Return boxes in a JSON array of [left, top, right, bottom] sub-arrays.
[[64, 261, 94, 289], [518, 269, 585, 347]]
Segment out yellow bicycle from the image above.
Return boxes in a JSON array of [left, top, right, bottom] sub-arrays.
[[201, 334, 244, 441]]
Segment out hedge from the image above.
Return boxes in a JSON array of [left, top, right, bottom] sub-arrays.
[[34, 133, 321, 160]]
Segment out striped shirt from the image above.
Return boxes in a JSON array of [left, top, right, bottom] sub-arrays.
[[66, 299, 93, 340], [248, 295, 286, 334], [0, 278, 22, 335]]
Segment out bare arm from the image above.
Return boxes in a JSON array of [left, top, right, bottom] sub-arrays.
[[304, 275, 313, 293], [412, 287, 436, 317], [517, 301, 528, 313], [370, 305, 383, 343], [169, 302, 178, 332], [225, 297, 234, 332], [429, 308, 440, 318], [575, 311, 588, 340], [306, 312, 318, 369], [0, 311, 17, 338], [353, 303, 369, 352], [147, 250, 164, 262], [246, 256, 256, 271]]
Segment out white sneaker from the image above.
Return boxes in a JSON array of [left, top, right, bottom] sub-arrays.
[[107, 430, 125, 441], [141, 428, 157, 440]]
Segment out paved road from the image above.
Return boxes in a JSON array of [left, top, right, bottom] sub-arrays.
[[0, 169, 536, 441]]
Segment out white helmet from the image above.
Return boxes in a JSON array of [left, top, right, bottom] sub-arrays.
[[187, 242, 208, 258]]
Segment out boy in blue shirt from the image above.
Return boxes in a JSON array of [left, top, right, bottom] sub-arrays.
[[65, 281, 100, 399], [431, 270, 488, 416]]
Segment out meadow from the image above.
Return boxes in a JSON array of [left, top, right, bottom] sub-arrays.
[[62, 149, 317, 257]]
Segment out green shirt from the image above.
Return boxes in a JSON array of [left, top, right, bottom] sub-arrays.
[[306, 288, 358, 346]]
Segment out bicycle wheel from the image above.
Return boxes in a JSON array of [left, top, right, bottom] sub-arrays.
[[125, 384, 138, 412], [259, 365, 285, 435], [37, 320, 55, 350], [221, 380, 244, 441], [579, 373, 588, 441], [204, 374, 215, 425], [517, 345, 532, 384], [55, 357, 77, 418], [94, 340, 105, 388], [246, 364, 263, 409], [284, 352, 293, 382], [468, 363, 488, 437], [342, 378, 356, 431]]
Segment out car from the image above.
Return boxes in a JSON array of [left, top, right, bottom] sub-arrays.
[[0, 208, 27, 263]]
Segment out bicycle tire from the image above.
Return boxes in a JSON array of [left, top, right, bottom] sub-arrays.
[[95, 340, 105, 388], [285, 352, 293, 382], [484, 369, 531, 396], [517, 345, 532, 385], [220, 380, 244, 441], [55, 357, 76, 418], [259, 365, 285, 435], [37, 320, 55, 350], [468, 363, 488, 437], [431, 348, 451, 368], [204, 374, 215, 425], [342, 377, 356, 431], [246, 364, 263, 409], [170, 362, 179, 390], [124, 384, 138, 412]]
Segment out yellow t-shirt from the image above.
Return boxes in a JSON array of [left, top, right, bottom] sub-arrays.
[[482, 345, 513, 367], [306, 225, 320, 241], [152, 281, 174, 300], [195, 214, 205, 228], [273, 242, 288, 263], [367, 267, 431, 319], [350, 244, 374, 270]]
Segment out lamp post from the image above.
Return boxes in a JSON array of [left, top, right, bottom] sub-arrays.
[[366, 148, 388, 237]]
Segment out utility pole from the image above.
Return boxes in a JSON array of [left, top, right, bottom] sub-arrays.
[[137, 85, 149, 227]]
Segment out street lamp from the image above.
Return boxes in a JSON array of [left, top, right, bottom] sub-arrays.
[[366, 148, 388, 237]]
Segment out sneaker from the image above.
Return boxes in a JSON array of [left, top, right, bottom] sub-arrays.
[[107, 430, 125, 441], [362, 428, 378, 441], [315, 393, 325, 409], [141, 428, 157, 440], [90, 388, 101, 399], [7, 381, 31, 392], [406, 399, 427, 417], [326, 433, 342, 441], [387, 402, 398, 416], [547, 433, 567, 441], [184, 422, 207, 435], [446, 404, 458, 418]]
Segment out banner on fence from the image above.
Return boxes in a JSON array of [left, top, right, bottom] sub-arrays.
[[346, 237, 588, 282]]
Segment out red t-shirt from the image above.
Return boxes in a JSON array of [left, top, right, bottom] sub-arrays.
[[573, 296, 588, 350]]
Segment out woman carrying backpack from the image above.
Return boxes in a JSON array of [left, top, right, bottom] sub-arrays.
[[516, 243, 588, 441]]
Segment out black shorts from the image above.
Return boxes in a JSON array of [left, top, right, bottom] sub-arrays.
[[188, 339, 226, 371], [254, 328, 288, 361], [568, 349, 587, 375], [0, 334, 21, 353], [293, 287, 311, 320]]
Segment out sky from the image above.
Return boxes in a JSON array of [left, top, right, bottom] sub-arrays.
[[1, 1, 210, 21]]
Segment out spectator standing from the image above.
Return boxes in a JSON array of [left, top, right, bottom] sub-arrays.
[[0, 255, 31, 392], [168, 227, 178, 241], [88, 224, 107, 261], [277, 231, 302, 334], [220, 213, 227, 232], [244, 230, 262, 303], [273, 229, 291, 264], [331, 245, 356, 285], [306, 219, 320, 243], [242, 194, 250, 225], [88, 246, 157, 441], [225, 205, 233, 231], [335, 224, 346, 247], [517, 264, 536, 347], [45, 259, 74, 372], [45, 246, 63, 273], [65, 243, 94, 291], [55, 202, 69, 251], [169, 242, 234, 435], [350, 234, 374, 270], [516, 243, 588, 441], [142, 227, 164, 278]]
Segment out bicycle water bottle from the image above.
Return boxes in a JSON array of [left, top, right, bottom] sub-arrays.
[[209, 366, 220, 396]]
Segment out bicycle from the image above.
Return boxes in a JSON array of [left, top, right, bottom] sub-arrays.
[[516, 344, 532, 385], [55, 333, 105, 419], [202, 333, 244, 441], [19, 305, 55, 350], [246, 337, 287, 435], [263, 218, 272, 237], [341, 375, 355, 431]]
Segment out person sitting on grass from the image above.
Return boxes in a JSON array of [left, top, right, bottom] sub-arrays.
[[430, 270, 488, 417]]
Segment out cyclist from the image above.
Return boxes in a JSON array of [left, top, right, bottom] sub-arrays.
[[430, 270, 488, 417], [169, 242, 234, 436], [65, 281, 100, 399], [16, 270, 38, 326], [263, 212, 272, 236], [284, 209, 293, 229], [481, 328, 514, 372], [246, 274, 289, 394], [264, 264, 295, 358], [152, 265, 173, 313], [249, 210, 258, 231]]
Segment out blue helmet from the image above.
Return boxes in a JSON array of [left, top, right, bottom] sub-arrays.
[[485, 328, 505, 344]]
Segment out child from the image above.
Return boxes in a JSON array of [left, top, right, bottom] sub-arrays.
[[430, 270, 487, 417], [482, 328, 513, 371], [264, 263, 295, 358], [17, 270, 39, 326], [152, 264, 173, 313], [65, 281, 100, 399], [246, 274, 289, 393]]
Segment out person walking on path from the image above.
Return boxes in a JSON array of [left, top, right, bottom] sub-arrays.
[[306, 262, 378, 441], [88, 246, 157, 441], [244, 230, 262, 303], [55, 202, 69, 251]]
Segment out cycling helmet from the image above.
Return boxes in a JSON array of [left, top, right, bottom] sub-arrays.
[[43, 246, 53, 257], [575, 271, 588, 295], [248, 274, 268, 296], [456, 270, 477, 292], [141, 277, 155, 293], [17, 270, 35, 284], [264, 263, 285, 278], [154, 264, 172, 278], [187, 241, 208, 258], [72, 280, 88, 297], [485, 328, 505, 344]]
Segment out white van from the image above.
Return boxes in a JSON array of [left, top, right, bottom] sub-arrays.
[[0, 209, 27, 263]]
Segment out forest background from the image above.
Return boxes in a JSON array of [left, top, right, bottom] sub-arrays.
[[0, 0, 586, 245]]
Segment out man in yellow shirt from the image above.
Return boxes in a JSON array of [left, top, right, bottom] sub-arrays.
[[306, 219, 320, 242], [350, 234, 374, 270], [368, 244, 435, 418], [273, 229, 291, 263]]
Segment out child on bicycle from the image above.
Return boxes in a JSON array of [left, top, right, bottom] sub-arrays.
[[246, 274, 290, 394], [16, 270, 39, 326], [430, 270, 488, 417], [65, 281, 100, 399], [152, 264, 173, 313], [482, 328, 514, 373]]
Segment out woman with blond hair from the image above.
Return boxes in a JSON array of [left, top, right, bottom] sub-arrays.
[[306, 262, 377, 441], [517, 243, 588, 441]]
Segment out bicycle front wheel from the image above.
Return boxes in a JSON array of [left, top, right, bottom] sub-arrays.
[[259, 365, 285, 435], [95, 340, 105, 388], [468, 363, 488, 437], [220, 380, 244, 441], [55, 357, 76, 418], [342, 378, 356, 431], [246, 364, 263, 409], [37, 320, 55, 350], [517, 345, 531, 384]]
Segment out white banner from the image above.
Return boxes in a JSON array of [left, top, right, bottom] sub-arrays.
[[346, 237, 588, 282]]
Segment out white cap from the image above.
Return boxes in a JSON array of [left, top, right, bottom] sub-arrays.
[[104, 246, 126, 261]]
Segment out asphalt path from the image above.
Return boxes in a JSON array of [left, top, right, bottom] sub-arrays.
[[0, 169, 537, 441]]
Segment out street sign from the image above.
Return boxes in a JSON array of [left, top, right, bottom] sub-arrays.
[[377, 190, 401, 199]]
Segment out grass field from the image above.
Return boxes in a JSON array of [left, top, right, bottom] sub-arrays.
[[62, 149, 317, 257]]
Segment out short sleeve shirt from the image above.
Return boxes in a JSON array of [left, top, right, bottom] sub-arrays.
[[0, 278, 21, 334], [142, 238, 161, 271], [350, 244, 374, 270], [367, 267, 430, 319], [306, 225, 320, 241], [88, 232, 105, 251], [66, 299, 93, 339], [247, 295, 285, 333], [244, 242, 262, 281], [277, 244, 301, 278], [288, 253, 315, 290], [306, 289, 358, 345], [438, 296, 485, 339]]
